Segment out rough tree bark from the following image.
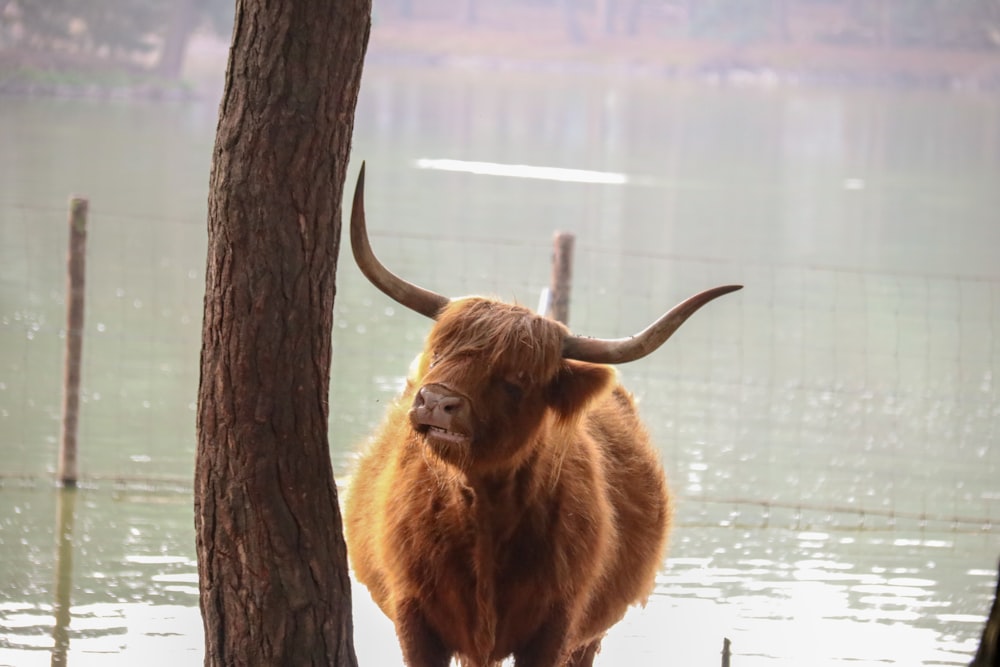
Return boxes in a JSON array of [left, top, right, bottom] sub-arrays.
[[195, 0, 370, 665]]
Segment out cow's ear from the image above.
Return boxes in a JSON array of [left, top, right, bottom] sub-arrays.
[[546, 360, 615, 420]]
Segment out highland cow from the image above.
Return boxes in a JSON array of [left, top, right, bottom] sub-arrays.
[[344, 164, 741, 667]]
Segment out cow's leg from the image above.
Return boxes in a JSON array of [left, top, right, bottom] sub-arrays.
[[512, 608, 571, 667], [563, 637, 602, 667], [396, 598, 452, 667]]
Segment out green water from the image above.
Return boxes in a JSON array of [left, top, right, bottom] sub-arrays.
[[1, 68, 998, 665]]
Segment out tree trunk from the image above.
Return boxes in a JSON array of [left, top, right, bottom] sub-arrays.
[[772, 0, 790, 42], [156, 0, 196, 79], [194, 0, 370, 664], [463, 0, 479, 26], [562, 0, 585, 44]]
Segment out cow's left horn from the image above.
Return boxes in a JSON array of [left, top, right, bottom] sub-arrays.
[[351, 163, 450, 320], [561, 284, 743, 364]]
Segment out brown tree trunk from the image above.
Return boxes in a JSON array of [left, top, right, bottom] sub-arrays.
[[194, 0, 371, 665]]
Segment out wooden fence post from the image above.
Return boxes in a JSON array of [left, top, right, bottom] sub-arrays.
[[58, 197, 88, 487], [722, 637, 732, 667], [546, 231, 575, 326]]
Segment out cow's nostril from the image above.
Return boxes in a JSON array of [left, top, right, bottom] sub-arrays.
[[415, 385, 457, 408], [412, 391, 426, 409], [414, 385, 466, 421], [439, 396, 462, 414]]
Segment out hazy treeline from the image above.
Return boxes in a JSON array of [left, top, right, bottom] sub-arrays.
[[2, 0, 999, 80], [0, 0, 231, 77], [682, 0, 1000, 48], [394, 0, 1000, 50]]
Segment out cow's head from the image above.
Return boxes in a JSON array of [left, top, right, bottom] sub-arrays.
[[405, 297, 617, 471], [350, 164, 741, 473]]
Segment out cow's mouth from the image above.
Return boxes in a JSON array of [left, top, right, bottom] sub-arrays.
[[416, 422, 473, 467], [419, 424, 471, 445]]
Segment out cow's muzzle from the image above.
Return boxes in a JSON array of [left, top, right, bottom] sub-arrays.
[[409, 383, 472, 445]]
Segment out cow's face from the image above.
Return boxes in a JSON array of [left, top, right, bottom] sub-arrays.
[[407, 298, 614, 473]]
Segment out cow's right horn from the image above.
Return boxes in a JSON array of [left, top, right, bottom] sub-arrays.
[[351, 163, 450, 320]]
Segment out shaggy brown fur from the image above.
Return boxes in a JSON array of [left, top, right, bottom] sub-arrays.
[[345, 297, 671, 667]]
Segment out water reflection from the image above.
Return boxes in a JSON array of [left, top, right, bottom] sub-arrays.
[[0, 485, 201, 667], [3, 484, 993, 666], [0, 601, 203, 667], [416, 158, 628, 184], [655, 524, 989, 665], [52, 489, 76, 667]]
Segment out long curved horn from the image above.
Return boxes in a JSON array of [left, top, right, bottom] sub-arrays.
[[561, 284, 743, 364], [350, 163, 450, 320]]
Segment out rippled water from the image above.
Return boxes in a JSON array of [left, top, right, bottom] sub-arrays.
[[1, 67, 999, 664], [1, 485, 993, 666]]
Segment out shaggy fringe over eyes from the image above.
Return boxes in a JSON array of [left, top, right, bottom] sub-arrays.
[[428, 298, 566, 378]]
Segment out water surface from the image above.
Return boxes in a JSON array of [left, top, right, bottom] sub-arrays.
[[1, 68, 998, 665]]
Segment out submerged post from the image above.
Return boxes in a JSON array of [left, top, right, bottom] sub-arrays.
[[546, 231, 575, 326], [971, 558, 999, 666], [58, 197, 88, 487], [51, 487, 78, 666]]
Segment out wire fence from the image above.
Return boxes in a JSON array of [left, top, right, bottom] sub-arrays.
[[2, 200, 996, 539]]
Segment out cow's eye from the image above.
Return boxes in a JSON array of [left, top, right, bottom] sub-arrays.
[[502, 382, 523, 401], [500, 377, 524, 402]]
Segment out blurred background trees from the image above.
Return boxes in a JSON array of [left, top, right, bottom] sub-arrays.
[[0, 0, 232, 77], [668, 0, 1000, 48], [373, 0, 1000, 49], [2, 1, 997, 83]]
